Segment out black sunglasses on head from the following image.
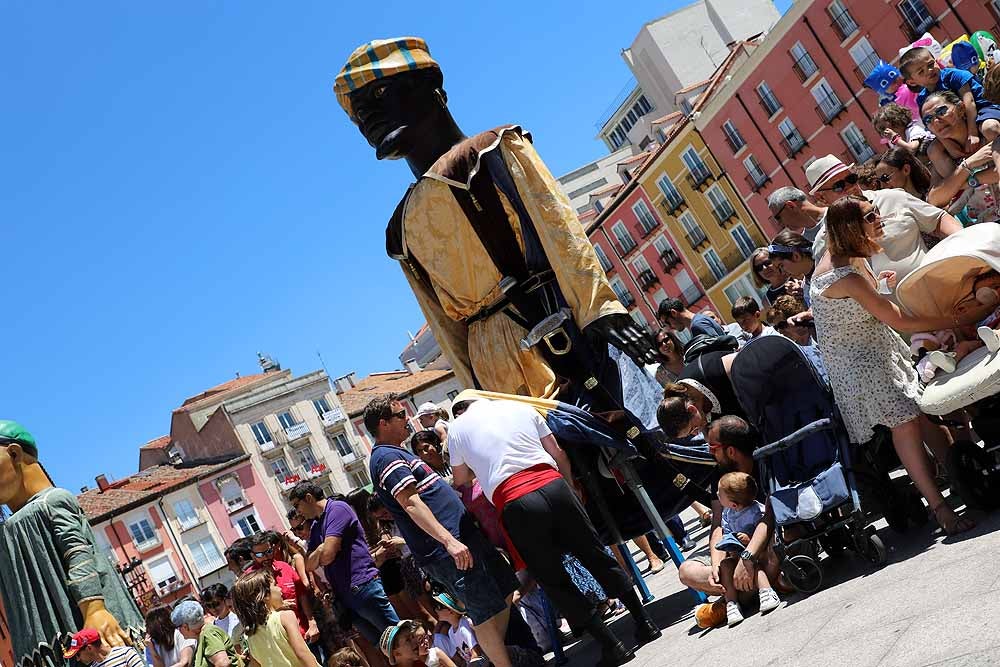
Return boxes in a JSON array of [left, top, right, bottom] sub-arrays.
[[821, 173, 859, 193]]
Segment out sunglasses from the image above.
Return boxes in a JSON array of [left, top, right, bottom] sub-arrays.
[[252, 546, 274, 559], [863, 205, 881, 223], [772, 202, 788, 222], [921, 105, 949, 126], [291, 521, 308, 532], [753, 258, 773, 272], [876, 172, 894, 183], [820, 173, 859, 193], [389, 409, 407, 421]]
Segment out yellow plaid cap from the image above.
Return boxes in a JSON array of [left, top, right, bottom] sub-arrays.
[[335, 36, 439, 119]]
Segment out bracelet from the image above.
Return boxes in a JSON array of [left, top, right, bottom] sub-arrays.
[[960, 159, 972, 174]]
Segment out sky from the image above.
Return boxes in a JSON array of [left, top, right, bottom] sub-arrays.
[[1, 0, 791, 493]]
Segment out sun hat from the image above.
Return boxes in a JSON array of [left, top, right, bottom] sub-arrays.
[[805, 155, 854, 194], [379, 621, 411, 665], [432, 591, 467, 614], [63, 628, 100, 658], [416, 402, 440, 417]]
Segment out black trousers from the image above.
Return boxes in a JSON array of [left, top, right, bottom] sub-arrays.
[[502, 478, 633, 628]]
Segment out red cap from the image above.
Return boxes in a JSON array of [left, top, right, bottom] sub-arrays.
[[64, 628, 100, 658]]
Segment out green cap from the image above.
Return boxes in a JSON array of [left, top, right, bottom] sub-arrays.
[[0, 420, 38, 457]]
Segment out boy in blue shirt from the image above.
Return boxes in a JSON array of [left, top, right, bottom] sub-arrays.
[[900, 46, 1000, 153]]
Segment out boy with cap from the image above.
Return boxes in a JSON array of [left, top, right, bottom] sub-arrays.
[[63, 628, 145, 667], [0, 420, 144, 663]]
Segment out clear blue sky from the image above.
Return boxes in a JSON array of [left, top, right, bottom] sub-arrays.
[[1, 0, 790, 492]]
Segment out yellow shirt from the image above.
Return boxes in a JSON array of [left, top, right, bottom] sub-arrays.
[[246, 612, 316, 667]]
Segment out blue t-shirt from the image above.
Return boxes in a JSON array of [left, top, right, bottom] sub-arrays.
[[308, 500, 379, 598], [369, 444, 465, 565], [690, 313, 725, 338], [917, 67, 988, 109]]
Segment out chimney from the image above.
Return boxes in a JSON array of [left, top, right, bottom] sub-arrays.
[[404, 359, 421, 374], [334, 372, 359, 394], [80, 485, 89, 493], [95, 475, 110, 492]]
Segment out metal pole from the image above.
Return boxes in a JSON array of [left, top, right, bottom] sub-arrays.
[[539, 591, 568, 666], [616, 543, 654, 603]]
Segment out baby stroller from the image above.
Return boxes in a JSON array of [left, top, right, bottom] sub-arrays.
[[729, 335, 892, 593], [896, 222, 1000, 510]]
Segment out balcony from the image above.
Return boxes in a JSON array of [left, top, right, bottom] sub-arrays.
[[791, 53, 818, 83], [779, 132, 807, 159], [638, 269, 659, 290], [758, 93, 782, 118], [278, 472, 304, 492], [223, 495, 250, 514], [685, 166, 714, 191], [712, 204, 738, 226], [685, 228, 709, 249], [696, 268, 719, 290], [343, 452, 367, 470], [638, 221, 658, 239], [305, 463, 330, 480], [660, 249, 681, 272], [259, 439, 285, 457], [899, 14, 937, 42], [617, 239, 637, 256], [829, 7, 858, 40], [321, 408, 347, 428], [284, 422, 311, 442], [853, 54, 881, 85], [745, 172, 771, 193], [659, 196, 686, 217], [723, 133, 746, 154], [815, 94, 846, 123]]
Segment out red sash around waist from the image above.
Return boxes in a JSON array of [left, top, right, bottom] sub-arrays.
[[493, 464, 563, 571]]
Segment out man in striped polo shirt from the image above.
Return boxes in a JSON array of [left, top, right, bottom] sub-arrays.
[[63, 628, 144, 667], [365, 393, 519, 667]]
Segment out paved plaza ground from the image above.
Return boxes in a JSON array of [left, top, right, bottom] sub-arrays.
[[548, 495, 1000, 666]]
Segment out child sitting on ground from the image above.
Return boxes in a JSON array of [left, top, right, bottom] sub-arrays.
[[432, 593, 484, 666], [901, 46, 1000, 152], [232, 569, 321, 667], [380, 620, 457, 667], [872, 103, 933, 156], [715, 472, 780, 626]]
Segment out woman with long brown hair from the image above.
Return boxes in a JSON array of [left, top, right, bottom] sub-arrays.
[[874, 146, 932, 198], [147, 604, 195, 667], [809, 196, 990, 535], [233, 569, 321, 667]]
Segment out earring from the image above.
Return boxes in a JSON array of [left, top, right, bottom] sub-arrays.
[[434, 89, 447, 109]]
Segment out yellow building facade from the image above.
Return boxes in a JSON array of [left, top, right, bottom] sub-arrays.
[[636, 121, 768, 316]]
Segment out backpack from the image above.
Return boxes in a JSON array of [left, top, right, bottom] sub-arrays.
[[682, 334, 739, 364]]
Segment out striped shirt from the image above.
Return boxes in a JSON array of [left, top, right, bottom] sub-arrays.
[[95, 646, 145, 667], [369, 444, 466, 565]]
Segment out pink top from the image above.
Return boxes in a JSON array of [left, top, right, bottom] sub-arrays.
[[894, 85, 922, 119]]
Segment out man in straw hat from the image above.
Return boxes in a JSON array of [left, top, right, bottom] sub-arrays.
[[333, 37, 656, 404]]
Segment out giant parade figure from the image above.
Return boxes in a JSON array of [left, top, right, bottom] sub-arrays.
[[0, 421, 145, 666]]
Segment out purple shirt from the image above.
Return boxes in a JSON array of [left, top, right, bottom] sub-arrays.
[[308, 499, 378, 598]]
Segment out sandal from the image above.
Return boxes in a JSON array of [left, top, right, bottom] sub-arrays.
[[931, 502, 976, 536]]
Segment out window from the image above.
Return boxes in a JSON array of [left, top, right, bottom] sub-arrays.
[[611, 222, 636, 254], [93, 529, 118, 565], [349, 469, 371, 489], [250, 421, 272, 447], [828, 0, 858, 40], [790, 42, 818, 81], [842, 123, 875, 162], [679, 212, 707, 247], [675, 269, 703, 306], [651, 288, 668, 308], [849, 37, 880, 78], [233, 511, 262, 538], [705, 186, 736, 223], [778, 118, 806, 156], [609, 277, 635, 306], [567, 177, 608, 201], [724, 276, 761, 307], [127, 517, 157, 548], [656, 175, 684, 210], [632, 200, 658, 235], [899, 0, 934, 35], [189, 536, 227, 576], [731, 225, 756, 259], [593, 244, 613, 272], [637, 95, 653, 113], [447, 390, 460, 400], [296, 446, 319, 470], [681, 147, 710, 182], [812, 79, 843, 122], [630, 309, 650, 331], [217, 476, 246, 511], [173, 499, 199, 529], [722, 120, 745, 153], [756, 81, 782, 116], [652, 235, 679, 268], [744, 155, 768, 189], [277, 411, 297, 429], [146, 555, 178, 592], [313, 397, 332, 416], [632, 255, 653, 275], [703, 249, 727, 280], [270, 457, 292, 479]]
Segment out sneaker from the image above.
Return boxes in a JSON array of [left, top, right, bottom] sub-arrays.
[[680, 537, 697, 552], [726, 601, 743, 627], [759, 588, 780, 614]]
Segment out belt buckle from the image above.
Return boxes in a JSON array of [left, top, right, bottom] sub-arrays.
[[542, 327, 572, 355]]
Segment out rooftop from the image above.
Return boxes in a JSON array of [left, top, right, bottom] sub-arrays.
[[78, 455, 247, 521], [177, 373, 271, 412], [677, 78, 711, 95], [339, 369, 454, 416], [139, 435, 172, 451], [650, 111, 683, 126]]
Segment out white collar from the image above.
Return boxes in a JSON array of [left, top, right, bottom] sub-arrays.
[[678, 378, 721, 415]]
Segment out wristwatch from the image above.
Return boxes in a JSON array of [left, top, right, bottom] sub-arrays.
[[969, 174, 981, 188], [740, 549, 755, 562]]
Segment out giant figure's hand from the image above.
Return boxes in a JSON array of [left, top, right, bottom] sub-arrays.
[[585, 313, 657, 366], [80, 600, 129, 647]]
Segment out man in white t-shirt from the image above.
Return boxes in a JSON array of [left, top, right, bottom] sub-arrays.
[[448, 392, 660, 666]]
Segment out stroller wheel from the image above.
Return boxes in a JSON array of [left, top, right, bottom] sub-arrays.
[[863, 533, 888, 566], [947, 440, 1000, 511], [783, 555, 823, 594]]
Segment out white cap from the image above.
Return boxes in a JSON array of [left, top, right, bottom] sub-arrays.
[[416, 402, 439, 417]]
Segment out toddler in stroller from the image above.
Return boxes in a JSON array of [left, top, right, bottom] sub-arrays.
[[715, 471, 780, 626]]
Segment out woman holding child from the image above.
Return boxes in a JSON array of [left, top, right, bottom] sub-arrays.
[[809, 196, 990, 535]]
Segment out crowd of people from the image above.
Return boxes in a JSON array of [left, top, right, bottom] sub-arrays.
[[59, 33, 1000, 667]]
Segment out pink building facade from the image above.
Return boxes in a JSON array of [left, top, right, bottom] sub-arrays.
[[696, 0, 1000, 232], [587, 186, 714, 329]]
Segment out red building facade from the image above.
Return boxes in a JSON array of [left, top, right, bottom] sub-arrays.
[[696, 0, 1000, 231]]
